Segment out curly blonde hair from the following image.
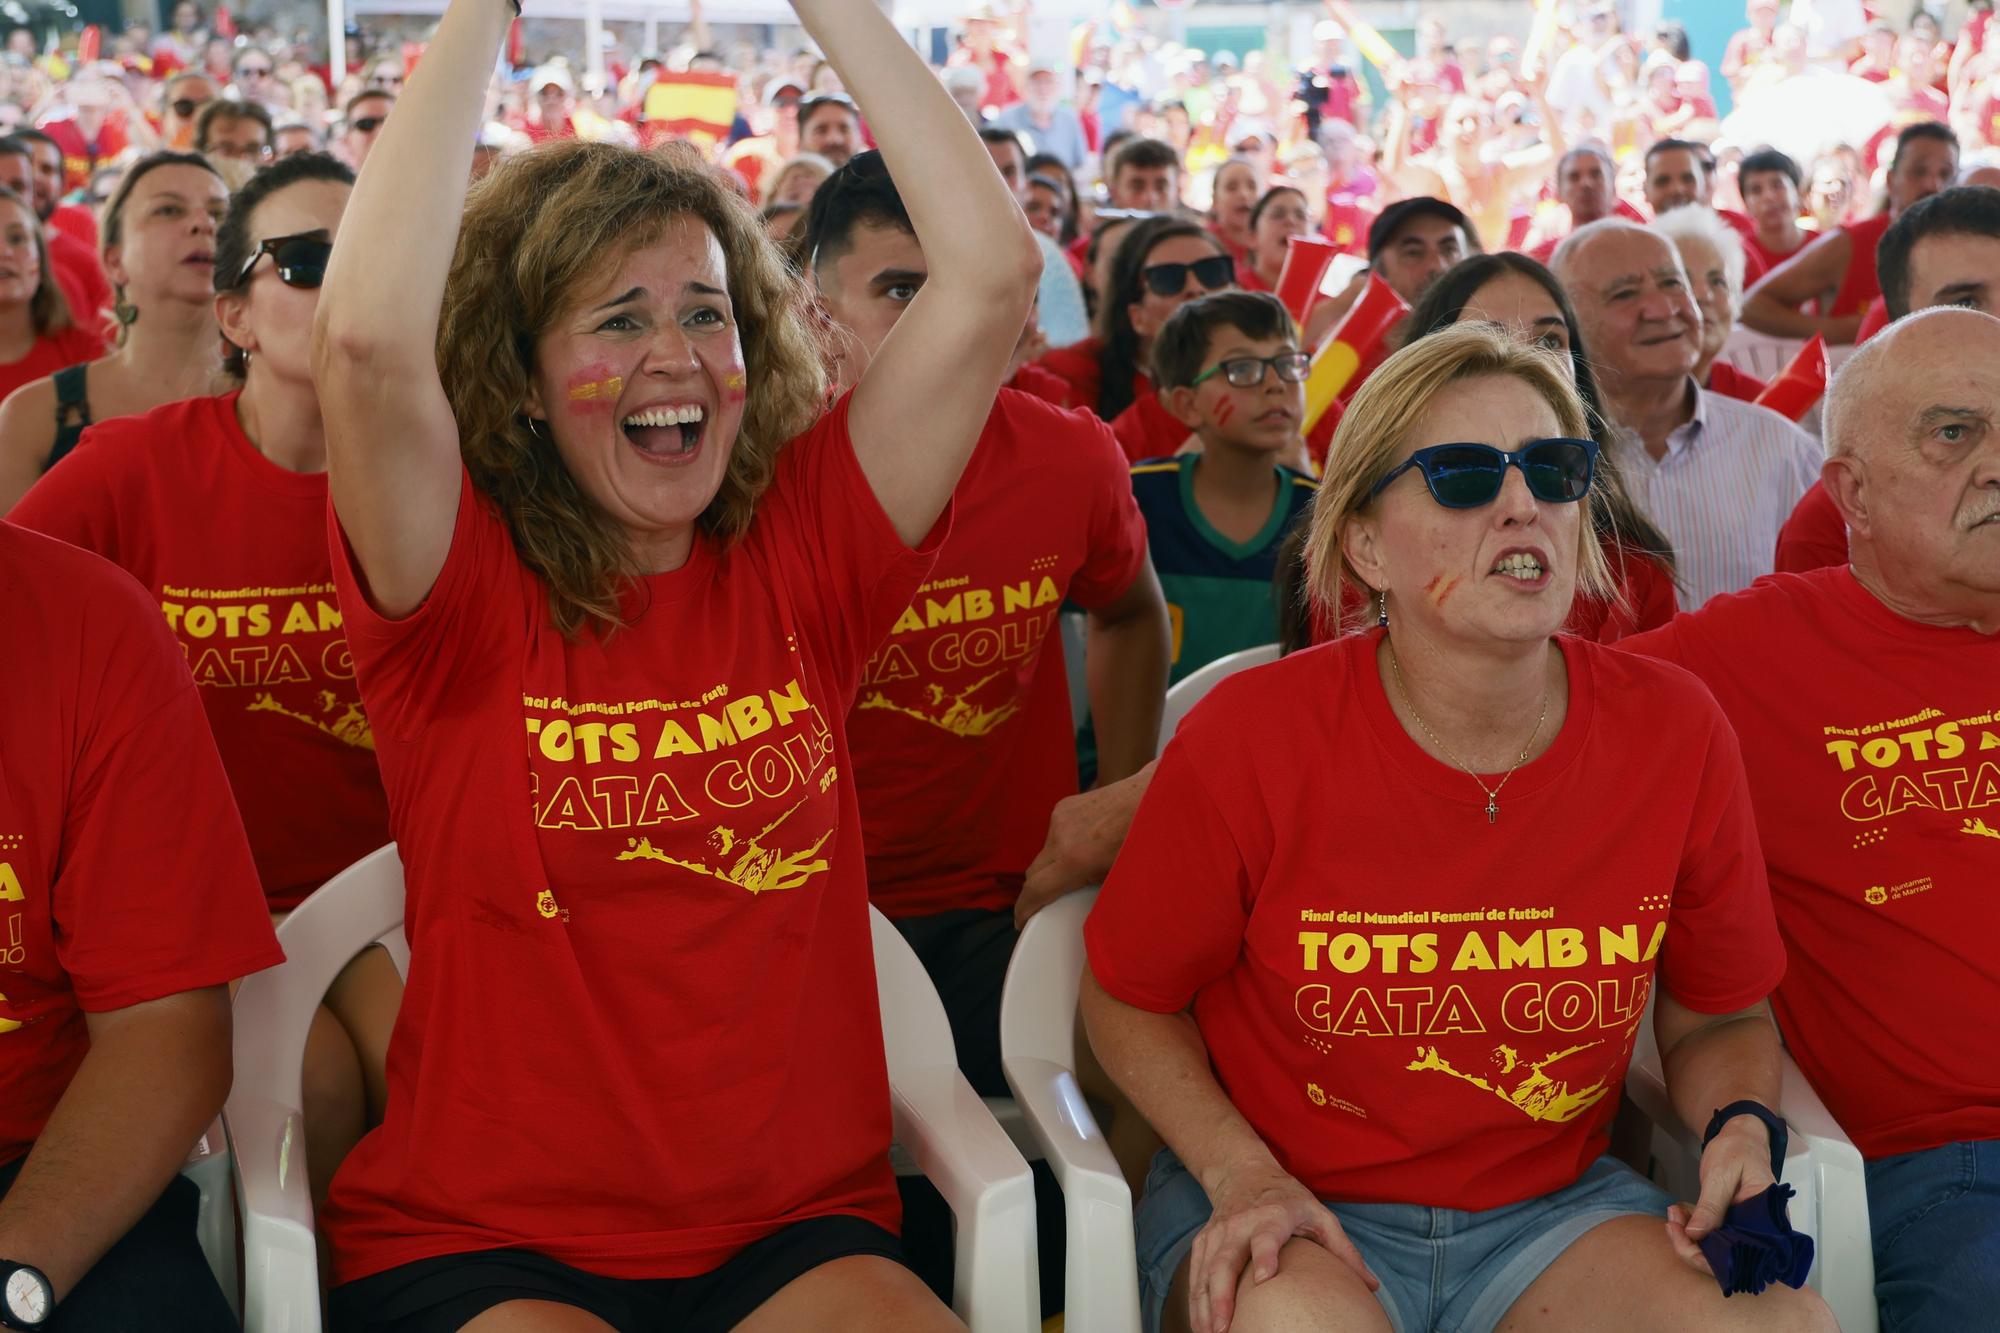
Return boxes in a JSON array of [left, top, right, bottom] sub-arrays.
[[439, 139, 829, 637]]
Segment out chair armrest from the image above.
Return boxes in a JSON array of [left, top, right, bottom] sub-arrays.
[[1004, 1055, 1140, 1333], [890, 1067, 1040, 1333], [1778, 1051, 1877, 1333], [224, 1094, 322, 1333]]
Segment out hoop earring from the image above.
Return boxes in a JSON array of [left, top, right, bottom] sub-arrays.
[[1376, 589, 1389, 628], [525, 417, 550, 442]]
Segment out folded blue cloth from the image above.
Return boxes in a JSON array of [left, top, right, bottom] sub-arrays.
[[1697, 1183, 1816, 1297]]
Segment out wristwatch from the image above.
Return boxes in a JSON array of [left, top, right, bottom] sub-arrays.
[[1703, 1099, 1789, 1182], [0, 1262, 51, 1329]]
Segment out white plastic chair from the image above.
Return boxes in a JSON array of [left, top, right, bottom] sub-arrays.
[[228, 845, 1040, 1333], [227, 843, 408, 1333], [1623, 989, 1876, 1333], [871, 906, 1041, 1331], [1001, 887, 1141, 1333], [1156, 644, 1281, 757], [183, 1117, 237, 1322]]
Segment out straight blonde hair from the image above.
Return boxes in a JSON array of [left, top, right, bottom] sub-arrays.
[[1304, 322, 1614, 631]]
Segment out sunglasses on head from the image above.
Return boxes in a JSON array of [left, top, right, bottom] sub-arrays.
[[351, 115, 385, 133], [1191, 351, 1310, 389], [1370, 438, 1599, 509], [1141, 254, 1234, 297], [235, 231, 332, 289]]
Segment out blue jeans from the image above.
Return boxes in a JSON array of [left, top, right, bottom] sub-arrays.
[[1867, 1139, 2000, 1332], [1135, 1149, 1669, 1333]]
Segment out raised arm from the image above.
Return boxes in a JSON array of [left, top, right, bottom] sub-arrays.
[[802, 0, 1043, 544], [311, 0, 507, 618], [1740, 228, 1858, 342]]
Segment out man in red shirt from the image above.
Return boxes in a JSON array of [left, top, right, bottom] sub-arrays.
[[0, 523, 283, 1329], [1743, 122, 1960, 344], [805, 151, 1168, 1097], [1777, 185, 2000, 573], [1624, 306, 2000, 1333], [1736, 148, 1810, 279], [1526, 144, 1646, 264]]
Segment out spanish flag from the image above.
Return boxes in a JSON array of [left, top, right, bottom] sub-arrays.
[[642, 71, 740, 153]]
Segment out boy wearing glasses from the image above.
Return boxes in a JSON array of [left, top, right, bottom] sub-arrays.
[[1131, 292, 1317, 689]]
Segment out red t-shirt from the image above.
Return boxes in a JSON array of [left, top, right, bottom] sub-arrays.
[[853, 391, 1147, 918], [1831, 213, 1893, 319], [1086, 630, 1785, 1208], [48, 229, 111, 338], [0, 521, 282, 1165], [1706, 360, 1768, 402], [1007, 361, 1074, 407], [40, 116, 131, 193], [47, 204, 98, 253], [320, 396, 938, 1283], [1565, 547, 1680, 643], [1035, 336, 1104, 415], [1742, 228, 1806, 282], [1855, 296, 1891, 344], [1773, 480, 1846, 574], [1110, 382, 1185, 462], [0, 327, 103, 406], [1622, 569, 2000, 1158], [10, 393, 391, 910]]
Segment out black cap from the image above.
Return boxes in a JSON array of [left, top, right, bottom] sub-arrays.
[[1367, 196, 1476, 260]]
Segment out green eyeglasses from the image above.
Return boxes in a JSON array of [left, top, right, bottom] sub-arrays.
[[1190, 351, 1311, 389]]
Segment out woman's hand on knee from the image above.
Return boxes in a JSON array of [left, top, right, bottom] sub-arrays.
[[1188, 1161, 1377, 1333]]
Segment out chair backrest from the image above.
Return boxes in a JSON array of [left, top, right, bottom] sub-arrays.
[[999, 888, 1097, 1071], [232, 844, 408, 1118], [869, 906, 961, 1082], [1157, 644, 1281, 756]]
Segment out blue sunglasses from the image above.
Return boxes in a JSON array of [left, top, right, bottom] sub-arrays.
[[1370, 438, 1600, 509]]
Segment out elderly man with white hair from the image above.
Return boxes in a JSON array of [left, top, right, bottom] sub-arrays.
[[1554, 217, 1821, 605], [1654, 204, 1765, 401], [1623, 306, 2000, 1333]]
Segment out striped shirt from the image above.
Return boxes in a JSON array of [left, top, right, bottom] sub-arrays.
[[1612, 382, 1823, 609]]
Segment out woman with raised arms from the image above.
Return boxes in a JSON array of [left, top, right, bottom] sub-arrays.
[[309, 0, 1041, 1324]]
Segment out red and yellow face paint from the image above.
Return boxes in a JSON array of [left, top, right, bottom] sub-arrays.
[[565, 365, 625, 412]]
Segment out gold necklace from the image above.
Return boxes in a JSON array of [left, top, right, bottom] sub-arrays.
[[1386, 642, 1551, 824]]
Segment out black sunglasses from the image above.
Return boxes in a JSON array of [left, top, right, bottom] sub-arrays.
[[351, 115, 386, 133], [235, 231, 332, 289], [1370, 438, 1600, 509], [1142, 254, 1234, 297], [170, 96, 206, 118]]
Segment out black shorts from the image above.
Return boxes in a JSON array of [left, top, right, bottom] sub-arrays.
[[0, 1155, 234, 1332], [327, 1216, 905, 1333], [889, 907, 1019, 1098]]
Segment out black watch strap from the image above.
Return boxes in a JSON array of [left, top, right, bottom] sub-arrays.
[[1702, 1099, 1788, 1181]]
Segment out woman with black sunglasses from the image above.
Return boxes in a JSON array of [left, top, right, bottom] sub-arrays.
[[1083, 322, 1830, 1333], [0, 151, 228, 513], [1036, 214, 1235, 452], [7, 149, 399, 1219]]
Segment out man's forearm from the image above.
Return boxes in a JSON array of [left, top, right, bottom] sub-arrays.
[[1086, 595, 1171, 784], [0, 988, 232, 1298], [1658, 1002, 1782, 1142]]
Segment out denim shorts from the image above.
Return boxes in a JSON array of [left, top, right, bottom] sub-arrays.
[[1865, 1138, 2000, 1332], [1135, 1149, 1670, 1333]]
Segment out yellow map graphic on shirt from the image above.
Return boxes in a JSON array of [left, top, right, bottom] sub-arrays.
[[1961, 816, 2000, 841], [246, 690, 375, 751], [615, 798, 831, 894], [856, 670, 1021, 737], [1406, 1040, 1613, 1123]]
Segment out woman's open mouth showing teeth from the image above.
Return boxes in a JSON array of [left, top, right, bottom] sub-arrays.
[[621, 404, 705, 456], [1493, 553, 1545, 581]]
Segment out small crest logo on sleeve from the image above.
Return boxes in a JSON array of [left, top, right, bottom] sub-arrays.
[[1864, 886, 1888, 906]]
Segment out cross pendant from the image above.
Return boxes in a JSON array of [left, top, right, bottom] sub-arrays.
[[1486, 798, 1498, 824]]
